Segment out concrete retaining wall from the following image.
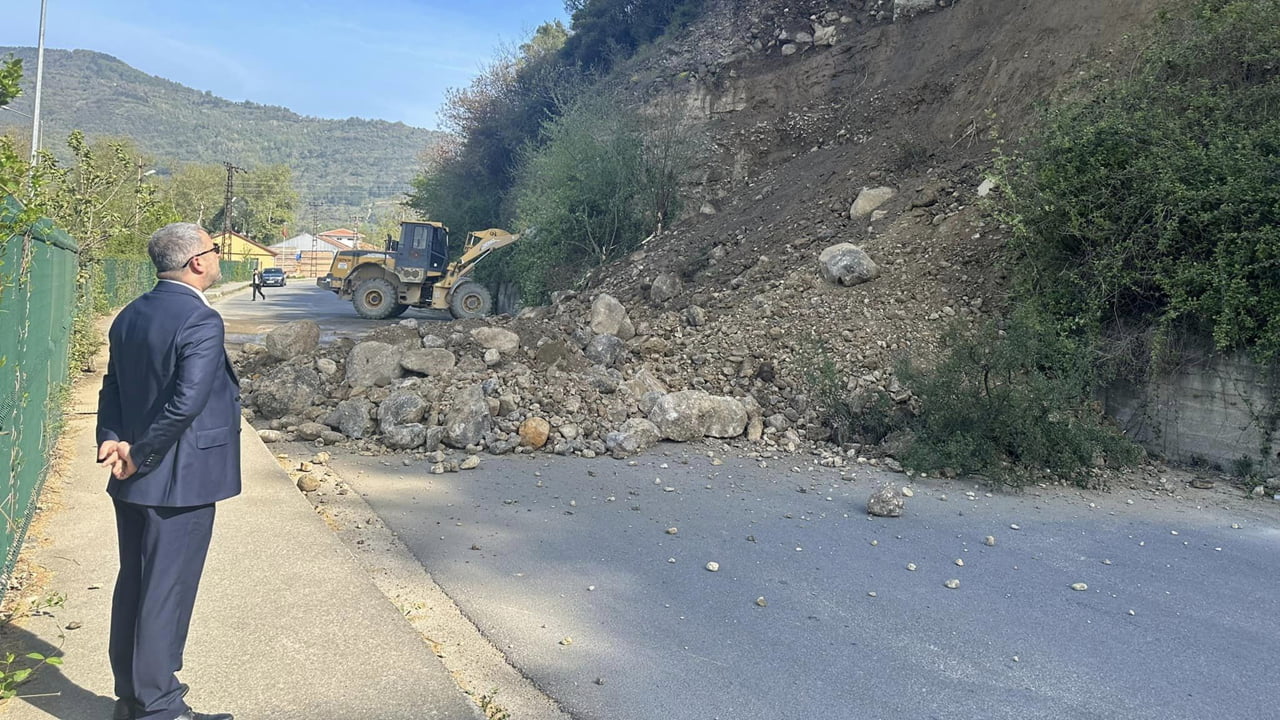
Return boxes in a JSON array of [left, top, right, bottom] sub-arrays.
[[1104, 351, 1279, 472]]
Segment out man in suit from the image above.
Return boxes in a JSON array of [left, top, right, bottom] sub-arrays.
[[97, 222, 239, 720]]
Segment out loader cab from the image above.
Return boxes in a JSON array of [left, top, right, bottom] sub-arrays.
[[394, 221, 449, 274]]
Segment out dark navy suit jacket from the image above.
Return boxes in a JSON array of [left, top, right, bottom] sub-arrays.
[[97, 281, 242, 507]]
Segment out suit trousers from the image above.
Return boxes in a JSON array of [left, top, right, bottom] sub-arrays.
[[110, 498, 215, 720]]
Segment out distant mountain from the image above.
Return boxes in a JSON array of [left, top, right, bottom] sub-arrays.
[[0, 47, 446, 221]]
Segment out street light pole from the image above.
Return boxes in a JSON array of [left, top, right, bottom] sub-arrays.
[[29, 0, 49, 167]]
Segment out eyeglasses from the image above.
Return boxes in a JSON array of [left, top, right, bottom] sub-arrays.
[[182, 243, 221, 268]]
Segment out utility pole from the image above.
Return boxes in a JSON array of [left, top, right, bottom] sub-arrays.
[[134, 159, 146, 239], [221, 162, 244, 260], [28, 0, 48, 168], [309, 202, 321, 276]]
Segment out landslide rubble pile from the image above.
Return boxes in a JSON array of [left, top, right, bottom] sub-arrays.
[[236, 172, 1002, 467], [237, 294, 780, 461]]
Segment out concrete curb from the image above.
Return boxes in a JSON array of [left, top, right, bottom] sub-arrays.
[[205, 281, 251, 302]]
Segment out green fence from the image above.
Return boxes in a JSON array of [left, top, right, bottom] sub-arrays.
[[219, 257, 254, 283], [0, 209, 254, 598], [95, 257, 157, 311], [87, 256, 255, 312], [0, 196, 79, 599]]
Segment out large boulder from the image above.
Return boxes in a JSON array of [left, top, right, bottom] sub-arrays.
[[584, 366, 622, 393], [379, 390, 427, 430], [867, 483, 905, 517], [813, 24, 837, 46], [384, 423, 428, 450], [401, 348, 457, 376], [296, 422, 328, 441], [683, 305, 708, 327], [422, 425, 446, 452], [534, 340, 573, 367], [649, 273, 683, 304], [650, 391, 708, 441], [704, 396, 750, 438], [819, 244, 880, 287], [346, 341, 404, 388], [850, 187, 896, 218], [315, 358, 338, 377], [648, 391, 749, 442], [590, 294, 635, 340], [254, 363, 324, 420], [585, 334, 626, 368], [421, 333, 448, 348], [323, 398, 375, 440], [471, 327, 520, 354], [443, 384, 492, 449], [894, 0, 938, 19], [623, 368, 668, 397], [605, 418, 661, 457], [265, 320, 320, 361], [518, 417, 551, 449]]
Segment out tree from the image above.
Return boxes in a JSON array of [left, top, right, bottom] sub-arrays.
[[239, 164, 298, 244], [0, 57, 27, 202], [168, 162, 298, 244], [560, 0, 705, 71], [409, 23, 577, 235], [31, 132, 178, 258], [509, 90, 691, 300], [640, 94, 698, 234], [522, 20, 570, 59], [162, 163, 224, 226]]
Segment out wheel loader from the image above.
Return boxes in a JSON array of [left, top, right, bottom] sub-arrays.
[[316, 222, 518, 320]]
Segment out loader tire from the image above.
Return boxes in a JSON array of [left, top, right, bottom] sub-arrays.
[[353, 277, 399, 319], [389, 303, 410, 318], [449, 282, 493, 319]]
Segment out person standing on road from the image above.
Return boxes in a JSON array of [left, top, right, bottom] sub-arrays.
[[250, 266, 265, 301], [96, 222, 239, 720]]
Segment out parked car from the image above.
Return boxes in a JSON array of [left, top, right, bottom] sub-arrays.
[[261, 267, 286, 287]]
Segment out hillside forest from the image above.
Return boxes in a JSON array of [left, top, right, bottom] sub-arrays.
[[0, 46, 446, 231]]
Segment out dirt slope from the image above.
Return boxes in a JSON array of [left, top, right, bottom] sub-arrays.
[[239, 0, 1173, 465], [585, 0, 1169, 407]]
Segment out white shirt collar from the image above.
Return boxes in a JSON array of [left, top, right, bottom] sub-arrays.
[[158, 279, 211, 307]]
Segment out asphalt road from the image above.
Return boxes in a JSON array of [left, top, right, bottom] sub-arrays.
[[323, 450, 1280, 720], [219, 295, 1280, 720], [220, 281, 450, 347]]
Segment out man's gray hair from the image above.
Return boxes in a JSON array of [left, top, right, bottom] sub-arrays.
[[148, 222, 208, 274]]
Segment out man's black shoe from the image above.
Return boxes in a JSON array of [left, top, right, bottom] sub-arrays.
[[175, 711, 233, 720], [111, 683, 190, 720]]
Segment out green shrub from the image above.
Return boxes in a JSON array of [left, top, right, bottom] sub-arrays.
[[804, 348, 902, 446], [561, 0, 705, 72], [509, 90, 690, 301], [999, 0, 1280, 365], [897, 312, 1141, 485]]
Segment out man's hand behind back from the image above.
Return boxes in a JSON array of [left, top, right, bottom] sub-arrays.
[[98, 440, 138, 480]]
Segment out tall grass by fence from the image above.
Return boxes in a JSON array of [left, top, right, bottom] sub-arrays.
[[0, 197, 79, 598]]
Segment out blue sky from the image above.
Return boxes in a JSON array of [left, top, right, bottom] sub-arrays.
[[0, 0, 568, 129]]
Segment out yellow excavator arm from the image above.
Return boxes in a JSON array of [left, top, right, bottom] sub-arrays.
[[442, 228, 520, 287]]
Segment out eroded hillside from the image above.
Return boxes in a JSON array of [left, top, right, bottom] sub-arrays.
[[238, 0, 1169, 466]]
